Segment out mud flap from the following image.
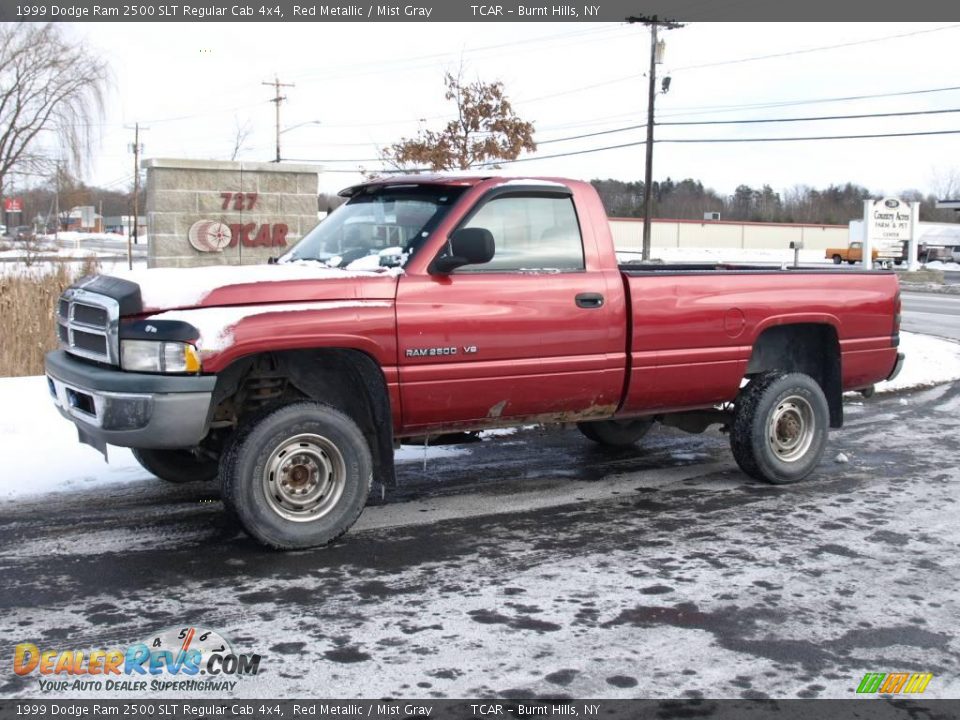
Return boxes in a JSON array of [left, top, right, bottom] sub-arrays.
[[77, 425, 108, 460]]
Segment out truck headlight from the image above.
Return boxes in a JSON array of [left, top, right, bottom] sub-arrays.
[[121, 340, 202, 373]]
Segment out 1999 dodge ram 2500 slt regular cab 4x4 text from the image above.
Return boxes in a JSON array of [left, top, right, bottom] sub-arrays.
[[46, 176, 904, 549]]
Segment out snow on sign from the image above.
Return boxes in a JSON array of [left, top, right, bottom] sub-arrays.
[[869, 197, 914, 242]]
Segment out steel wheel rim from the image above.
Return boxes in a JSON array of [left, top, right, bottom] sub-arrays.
[[768, 395, 815, 463], [262, 433, 346, 522]]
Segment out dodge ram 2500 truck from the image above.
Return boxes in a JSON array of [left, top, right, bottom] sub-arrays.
[[46, 175, 904, 549]]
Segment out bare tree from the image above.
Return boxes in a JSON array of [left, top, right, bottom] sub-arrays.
[[229, 116, 253, 161], [381, 69, 536, 171], [931, 167, 960, 200], [0, 23, 109, 196]]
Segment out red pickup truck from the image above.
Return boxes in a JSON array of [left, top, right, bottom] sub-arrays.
[[46, 176, 903, 549]]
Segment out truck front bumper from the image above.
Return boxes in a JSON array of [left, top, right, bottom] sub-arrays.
[[45, 350, 217, 456]]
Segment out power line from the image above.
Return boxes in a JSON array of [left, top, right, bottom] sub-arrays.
[[671, 23, 960, 73], [286, 106, 960, 159], [473, 128, 960, 167], [662, 129, 960, 144], [663, 106, 960, 126], [658, 84, 960, 119], [512, 25, 960, 107], [536, 106, 960, 145]]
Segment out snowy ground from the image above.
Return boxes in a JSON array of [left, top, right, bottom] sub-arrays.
[[0, 257, 148, 277], [1, 382, 958, 700], [1, 331, 955, 505]]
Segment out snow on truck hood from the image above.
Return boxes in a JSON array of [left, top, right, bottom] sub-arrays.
[[110, 262, 399, 312]]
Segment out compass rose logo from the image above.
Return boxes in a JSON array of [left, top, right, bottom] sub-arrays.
[[188, 220, 233, 252]]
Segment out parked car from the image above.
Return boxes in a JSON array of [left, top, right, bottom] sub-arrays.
[[46, 175, 903, 549], [13, 225, 36, 242], [825, 241, 902, 265]]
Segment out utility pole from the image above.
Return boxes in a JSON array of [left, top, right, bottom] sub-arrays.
[[54, 160, 60, 245], [263, 75, 295, 163], [125, 122, 148, 270], [628, 15, 684, 260]]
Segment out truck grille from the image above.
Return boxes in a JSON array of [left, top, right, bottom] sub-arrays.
[[56, 288, 120, 365]]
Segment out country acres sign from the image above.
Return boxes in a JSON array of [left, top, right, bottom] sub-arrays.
[[862, 196, 920, 271], [868, 197, 914, 243]]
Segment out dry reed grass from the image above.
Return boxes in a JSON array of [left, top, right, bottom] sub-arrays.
[[0, 256, 101, 377]]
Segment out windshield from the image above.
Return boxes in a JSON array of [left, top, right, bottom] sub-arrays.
[[279, 184, 466, 270]]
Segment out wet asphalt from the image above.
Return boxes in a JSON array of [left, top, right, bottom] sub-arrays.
[[1, 382, 958, 700]]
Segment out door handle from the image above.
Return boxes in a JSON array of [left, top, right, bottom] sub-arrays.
[[575, 292, 604, 309]]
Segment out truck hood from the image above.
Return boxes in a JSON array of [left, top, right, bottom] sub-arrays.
[[103, 262, 400, 314]]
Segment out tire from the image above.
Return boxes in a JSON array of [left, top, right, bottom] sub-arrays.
[[894, 260, 903, 266], [220, 401, 372, 549], [847, 260, 855, 265], [577, 418, 654, 447], [832, 255, 842, 265], [132, 448, 218, 483], [730, 371, 829, 485]]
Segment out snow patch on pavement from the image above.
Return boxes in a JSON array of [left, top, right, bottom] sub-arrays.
[[875, 331, 960, 393]]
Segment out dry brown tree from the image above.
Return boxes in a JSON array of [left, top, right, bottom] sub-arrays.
[[382, 69, 536, 172], [0, 23, 109, 196]]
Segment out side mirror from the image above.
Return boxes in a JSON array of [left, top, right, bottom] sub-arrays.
[[431, 228, 495, 274]]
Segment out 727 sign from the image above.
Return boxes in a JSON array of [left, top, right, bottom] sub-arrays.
[[221, 192, 258, 211]]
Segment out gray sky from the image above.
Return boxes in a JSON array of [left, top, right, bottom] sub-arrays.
[[58, 21, 960, 199]]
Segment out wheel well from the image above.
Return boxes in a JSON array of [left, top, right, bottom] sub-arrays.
[[209, 349, 396, 487], [745, 324, 842, 428]]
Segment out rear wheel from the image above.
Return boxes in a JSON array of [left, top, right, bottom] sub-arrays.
[[730, 371, 829, 484], [220, 401, 372, 549], [577, 418, 654, 447], [847, 259, 855, 265], [132, 448, 218, 483]]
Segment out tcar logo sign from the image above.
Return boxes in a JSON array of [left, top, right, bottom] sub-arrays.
[[188, 220, 233, 253]]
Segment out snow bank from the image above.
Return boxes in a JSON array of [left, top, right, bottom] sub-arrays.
[[0, 332, 955, 503], [876, 331, 960, 393], [0, 376, 144, 503], [0, 258, 148, 279], [37, 232, 135, 244]]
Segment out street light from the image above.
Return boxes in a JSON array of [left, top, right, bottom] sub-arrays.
[[276, 120, 322, 162], [280, 120, 322, 135]]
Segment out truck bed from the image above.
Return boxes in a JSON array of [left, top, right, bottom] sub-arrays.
[[618, 262, 896, 275], [616, 266, 900, 416]]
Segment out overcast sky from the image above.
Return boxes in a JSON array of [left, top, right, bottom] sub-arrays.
[[52, 21, 960, 199]]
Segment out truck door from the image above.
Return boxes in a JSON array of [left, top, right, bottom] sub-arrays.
[[395, 188, 625, 431]]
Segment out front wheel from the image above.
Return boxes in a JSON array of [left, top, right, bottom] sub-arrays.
[[832, 255, 842, 265], [220, 402, 373, 549], [577, 418, 654, 447], [132, 448, 218, 483], [730, 372, 829, 484]]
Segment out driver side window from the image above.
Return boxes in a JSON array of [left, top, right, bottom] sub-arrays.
[[459, 195, 585, 272]]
